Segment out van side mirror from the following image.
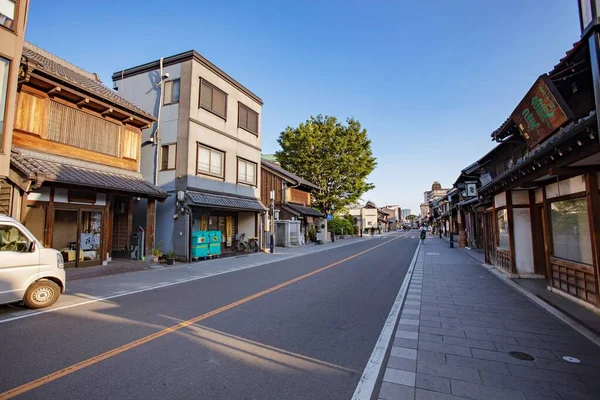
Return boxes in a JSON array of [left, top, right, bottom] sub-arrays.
[[28, 241, 35, 253]]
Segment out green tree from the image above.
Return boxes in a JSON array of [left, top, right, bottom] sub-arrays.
[[276, 115, 377, 215], [406, 215, 417, 222], [328, 215, 354, 235]]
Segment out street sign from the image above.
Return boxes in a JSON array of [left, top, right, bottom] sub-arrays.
[[326, 214, 333, 220]]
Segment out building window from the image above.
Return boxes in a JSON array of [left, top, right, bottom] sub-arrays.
[[550, 198, 593, 266], [163, 79, 180, 105], [197, 144, 224, 178], [238, 103, 259, 135], [199, 78, 227, 119], [0, 57, 9, 151], [0, 0, 16, 31], [237, 158, 256, 185], [161, 143, 177, 170], [496, 209, 509, 249]]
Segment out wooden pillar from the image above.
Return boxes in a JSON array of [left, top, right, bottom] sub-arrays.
[[126, 197, 134, 252], [506, 191, 517, 274], [19, 191, 28, 223], [146, 197, 156, 257], [541, 186, 553, 286], [45, 188, 54, 248], [585, 172, 600, 307], [103, 194, 113, 262], [458, 208, 467, 247]]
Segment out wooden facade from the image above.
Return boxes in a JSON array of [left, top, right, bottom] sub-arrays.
[[7, 43, 163, 267], [260, 159, 323, 245], [466, 39, 600, 311]]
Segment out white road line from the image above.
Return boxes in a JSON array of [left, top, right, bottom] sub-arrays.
[[0, 237, 374, 325], [351, 240, 421, 400]]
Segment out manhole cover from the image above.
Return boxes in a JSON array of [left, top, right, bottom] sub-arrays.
[[509, 351, 535, 361], [562, 356, 581, 363]]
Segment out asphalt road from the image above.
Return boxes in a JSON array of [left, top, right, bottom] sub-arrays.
[[0, 232, 418, 400]]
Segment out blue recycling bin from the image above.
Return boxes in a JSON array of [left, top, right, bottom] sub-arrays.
[[208, 230, 222, 256], [191, 231, 209, 259]]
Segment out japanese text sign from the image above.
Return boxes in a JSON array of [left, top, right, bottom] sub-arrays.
[[511, 74, 573, 148]]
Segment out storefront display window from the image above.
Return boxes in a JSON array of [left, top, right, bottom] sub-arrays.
[[550, 198, 592, 266], [497, 209, 509, 249]]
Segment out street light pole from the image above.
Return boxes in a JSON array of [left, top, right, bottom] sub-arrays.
[[331, 204, 335, 243], [578, 0, 600, 141]]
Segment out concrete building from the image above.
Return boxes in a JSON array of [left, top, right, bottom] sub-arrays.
[[0, 0, 29, 215], [112, 51, 265, 259], [347, 201, 378, 232], [400, 208, 411, 221]]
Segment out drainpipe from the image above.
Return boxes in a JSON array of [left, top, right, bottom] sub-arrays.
[[154, 57, 165, 186]]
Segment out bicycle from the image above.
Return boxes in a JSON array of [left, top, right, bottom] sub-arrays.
[[236, 233, 259, 252]]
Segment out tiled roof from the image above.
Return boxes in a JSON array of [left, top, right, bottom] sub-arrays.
[[11, 150, 167, 198], [261, 159, 320, 190], [187, 191, 266, 212], [480, 112, 597, 193], [282, 204, 325, 218], [23, 42, 155, 121]]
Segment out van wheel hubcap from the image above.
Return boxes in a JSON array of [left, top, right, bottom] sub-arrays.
[[32, 287, 54, 304]]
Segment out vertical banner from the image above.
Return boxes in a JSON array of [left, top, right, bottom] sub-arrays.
[[226, 216, 233, 247], [200, 215, 208, 231]]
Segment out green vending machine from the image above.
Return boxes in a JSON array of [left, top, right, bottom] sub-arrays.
[[208, 230, 222, 257], [191, 231, 209, 259]]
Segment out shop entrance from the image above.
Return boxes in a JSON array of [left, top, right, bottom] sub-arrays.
[[52, 208, 103, 268]]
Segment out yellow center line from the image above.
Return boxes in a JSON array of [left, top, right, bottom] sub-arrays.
[[0, 237, 399, 399]]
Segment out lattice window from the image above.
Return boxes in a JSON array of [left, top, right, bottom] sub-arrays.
[[48, 101, 121, 157], [551, 261, 598, 305]]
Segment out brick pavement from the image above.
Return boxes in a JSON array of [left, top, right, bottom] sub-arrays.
[[378, 237, 600, 400]]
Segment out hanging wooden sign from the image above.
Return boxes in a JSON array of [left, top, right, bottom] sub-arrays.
[[511, 74, 573, 148]]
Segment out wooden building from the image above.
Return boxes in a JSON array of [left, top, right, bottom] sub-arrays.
[[470, 38, 600, 311], [8, 42, 166, 267], [260, 158, 324, 245]]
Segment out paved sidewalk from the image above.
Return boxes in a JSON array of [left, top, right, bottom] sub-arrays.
[[378, 237, 600, 400]]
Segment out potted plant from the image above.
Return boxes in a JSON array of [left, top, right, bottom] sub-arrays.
[[151, 242, 162, 263], [166, 251, 176, 266]]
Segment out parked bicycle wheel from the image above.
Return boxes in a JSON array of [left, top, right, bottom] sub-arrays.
[[249, 239, 259, 253], [236, 241, 247, 252]]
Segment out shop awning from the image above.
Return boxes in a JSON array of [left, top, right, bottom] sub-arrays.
[[11, 149, 167, 198], [187, 191, 267, 212], [281, 203, 325, 218]]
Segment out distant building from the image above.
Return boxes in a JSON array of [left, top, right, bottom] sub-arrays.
[[400, 209, 411, 220], [347, 201, 378, 231]]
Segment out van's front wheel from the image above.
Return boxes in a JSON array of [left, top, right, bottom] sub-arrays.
[[24, 280, 60, 309]]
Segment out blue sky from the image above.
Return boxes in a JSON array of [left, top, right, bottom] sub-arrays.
[[25, 0, 580, 214]]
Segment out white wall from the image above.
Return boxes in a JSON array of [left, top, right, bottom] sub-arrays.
[[511, 191, 529, 205], [113, 63, 182, 188], [546, 175, 586, 198], [186, 60, 262, 200], [513, 208, 534, 274], [494, 192, 506, 208], [238, 212, 256, 237]]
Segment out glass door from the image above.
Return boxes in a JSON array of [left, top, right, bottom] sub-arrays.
[[52, 209, 79, 268], [79, 210, 103, 267]]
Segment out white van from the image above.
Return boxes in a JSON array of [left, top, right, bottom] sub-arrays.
[[0, 214, 65, 308]]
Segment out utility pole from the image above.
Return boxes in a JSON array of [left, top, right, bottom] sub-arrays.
[[578, 1, 600, 141]]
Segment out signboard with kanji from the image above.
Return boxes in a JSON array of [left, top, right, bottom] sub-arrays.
[[511, 74, 573, 148]]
